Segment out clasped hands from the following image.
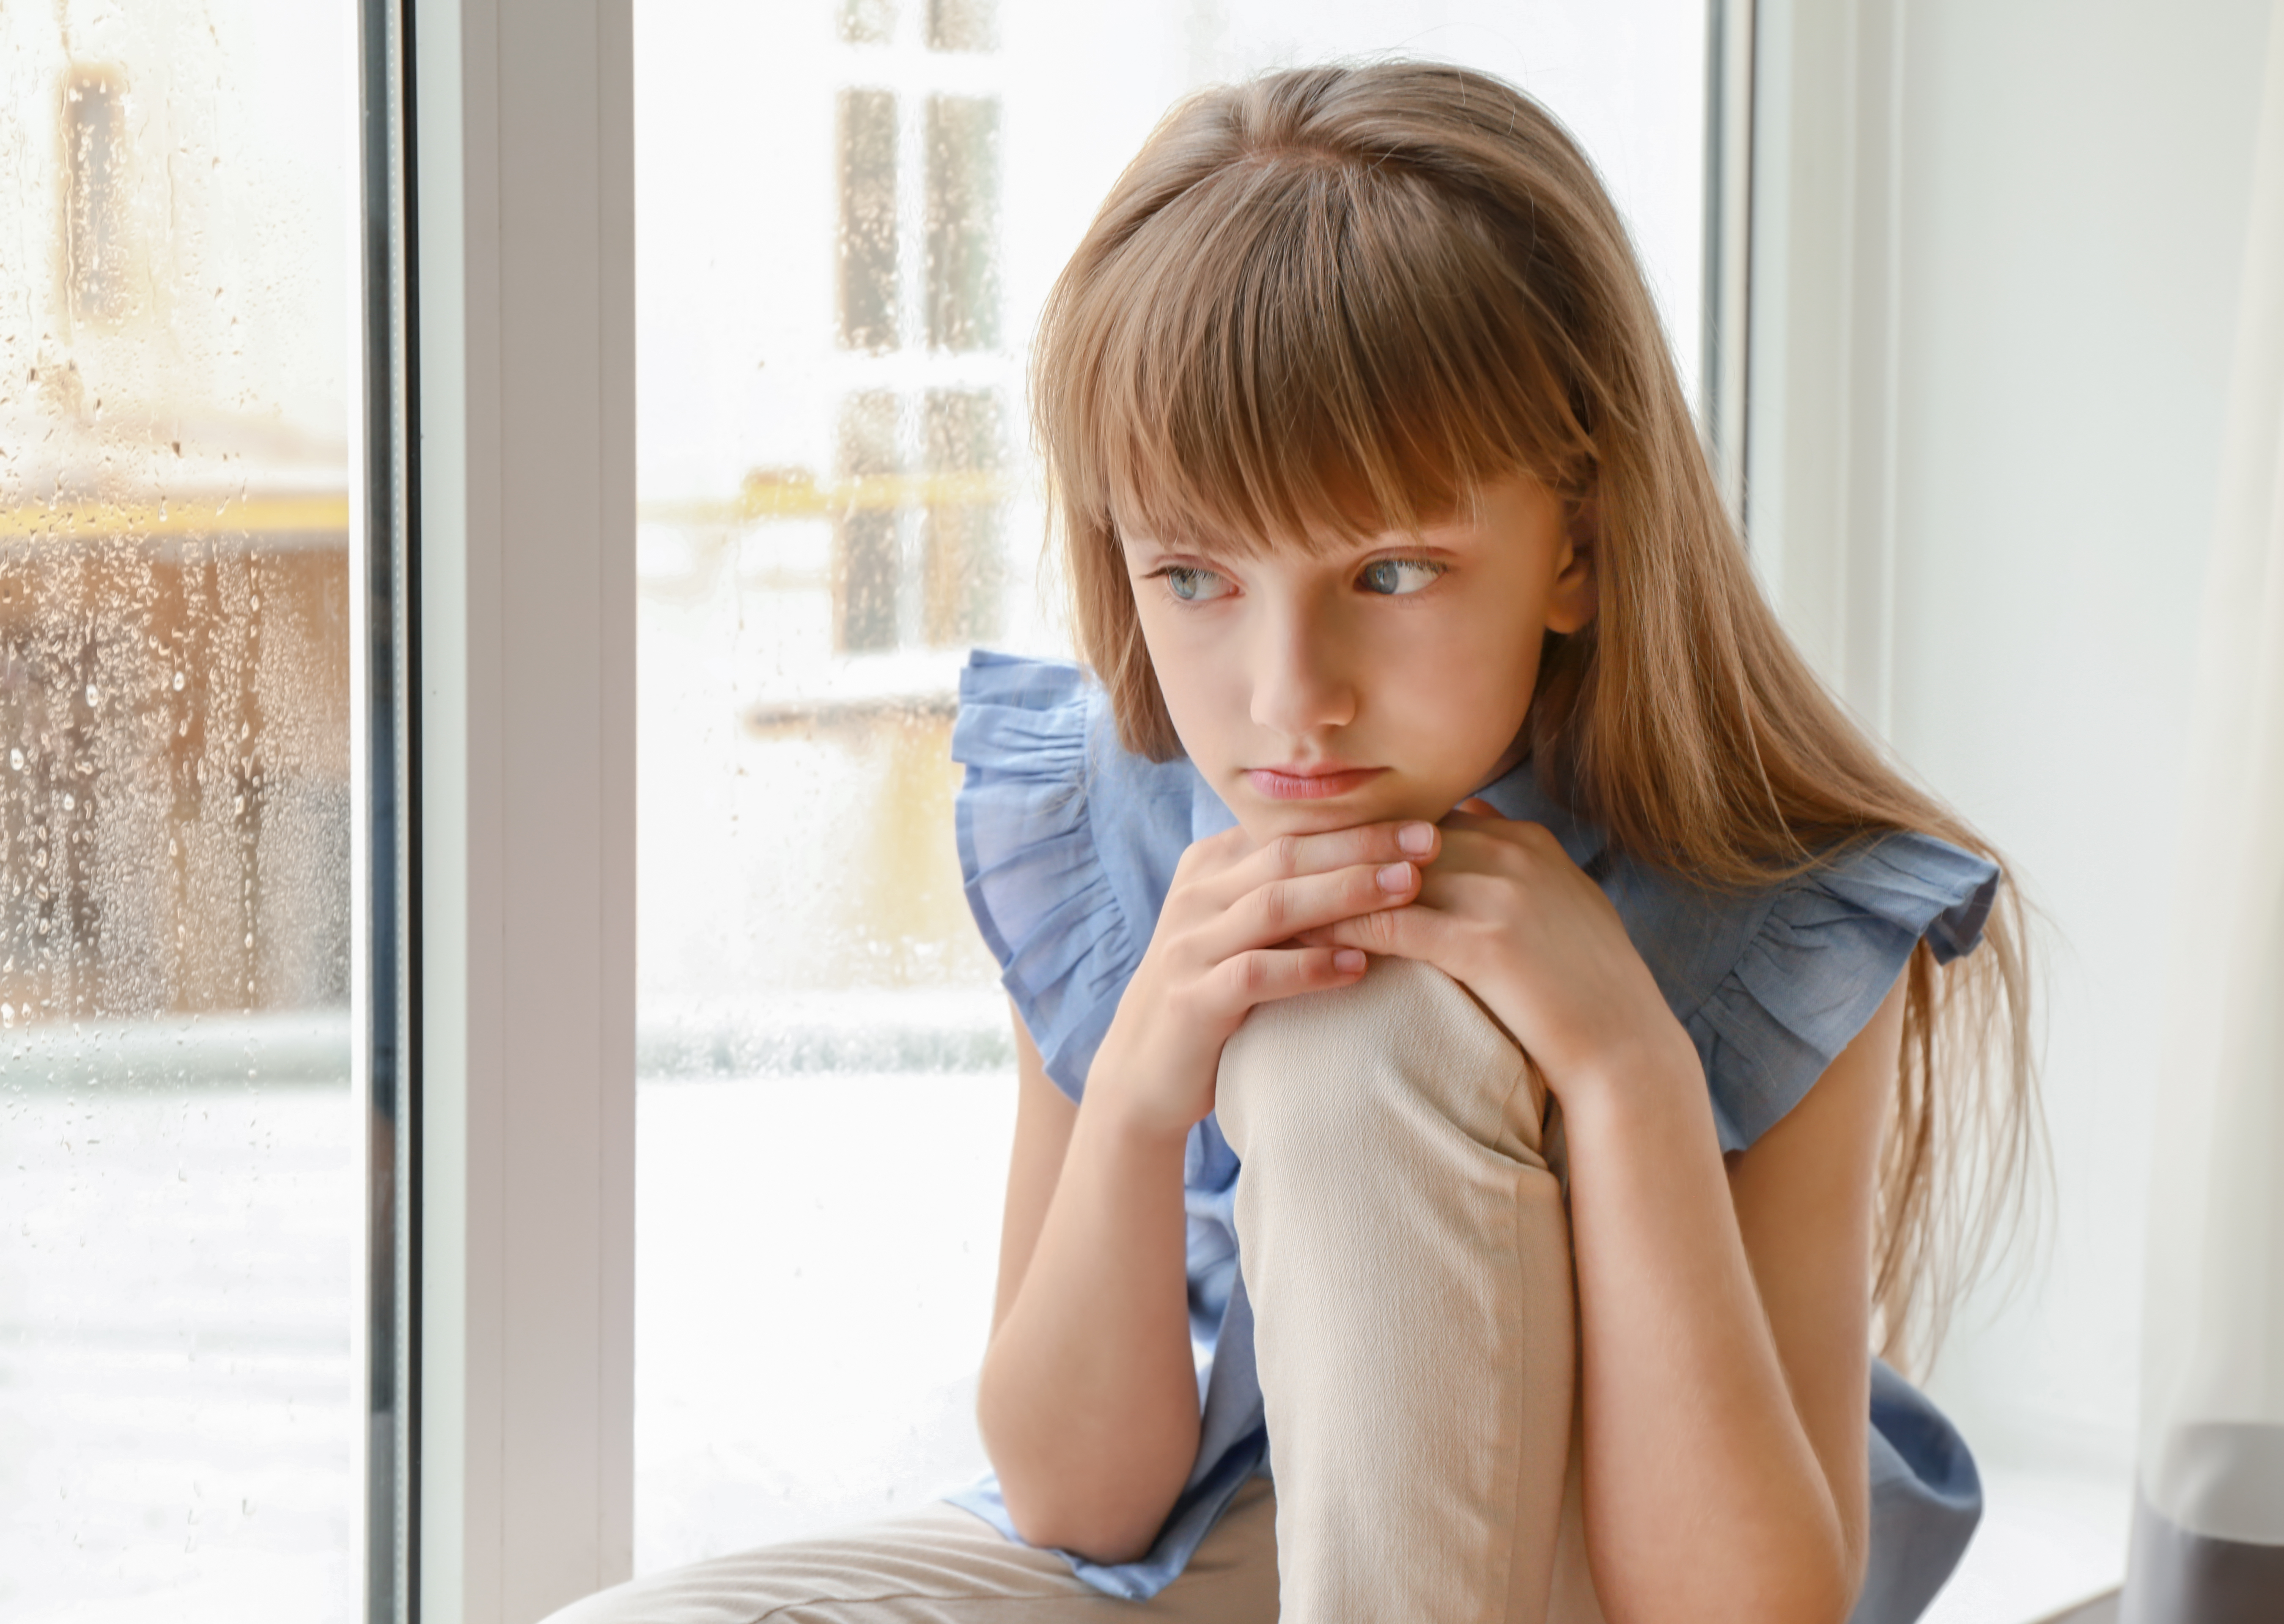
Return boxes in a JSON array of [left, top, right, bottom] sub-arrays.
[[1084, 799, 1696, 1142]]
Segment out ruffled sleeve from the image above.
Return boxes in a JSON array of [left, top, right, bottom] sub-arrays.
[[1662, 832, 2000, 1152], [950, 652, 1197, 1102]]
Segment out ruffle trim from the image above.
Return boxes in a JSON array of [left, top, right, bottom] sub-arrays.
[[950, 652, 1141, 1102], [1688, 832, 2000, 1150]]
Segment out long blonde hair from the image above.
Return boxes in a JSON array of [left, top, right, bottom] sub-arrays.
[[1032, 61, 2039, 1369]]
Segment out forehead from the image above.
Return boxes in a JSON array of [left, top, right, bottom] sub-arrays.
[[1113, 481, 1510, 558]]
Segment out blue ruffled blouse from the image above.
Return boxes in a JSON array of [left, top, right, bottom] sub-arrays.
[[947, 650, 1996, 1624]]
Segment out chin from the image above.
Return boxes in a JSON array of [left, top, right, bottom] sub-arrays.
[[1233, 802, 1357, 843], [1230, 782, 1455, 843]]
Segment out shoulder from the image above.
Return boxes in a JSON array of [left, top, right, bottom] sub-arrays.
[[1606, 832, 1999, 1151], [950, 651, 1201, 1100]]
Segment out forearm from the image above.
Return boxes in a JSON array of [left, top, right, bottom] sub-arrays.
[[1563, 1041, 1856, 1624], [977, 1092, 1200, 1562]]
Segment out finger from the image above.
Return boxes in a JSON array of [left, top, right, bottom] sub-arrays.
[[1212, 945, 1370, 1015], [1413, 864, 1492, 911], [1440, 801, 1517, 838], [1422, 823, 1527, 876], [1225, 858, 1422, 950], [1311, 902, 1445, 960], [1237, 820, 1441, 887]]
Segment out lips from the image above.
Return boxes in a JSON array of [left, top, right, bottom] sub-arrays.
[[1245, 764, 1386, 801]]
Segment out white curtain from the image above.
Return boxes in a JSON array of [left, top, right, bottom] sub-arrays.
[[2124, 1, 2284, 1619]]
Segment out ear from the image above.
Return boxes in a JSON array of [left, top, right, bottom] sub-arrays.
[[1545, 494, 1600, 634]]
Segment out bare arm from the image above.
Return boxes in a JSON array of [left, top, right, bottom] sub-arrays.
[[989, 1012, 1075, 1334], [978, 1013, 1199, 1561], [1569, 977, 1900, 1624]]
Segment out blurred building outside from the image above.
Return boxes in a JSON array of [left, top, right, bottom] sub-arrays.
[[0, 4, 357, 1621]]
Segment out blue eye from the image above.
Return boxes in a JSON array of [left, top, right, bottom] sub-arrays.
[[1162, 565, 1232, 602], [1358, 558, 1444, 596]]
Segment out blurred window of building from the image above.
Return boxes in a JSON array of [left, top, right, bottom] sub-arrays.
[[631, 0, 1707, 1575], [0, 5, 353, 1621], [837, 88, 902, 354], [924, 96, 1001, 352], [63, 67, 134, 325]]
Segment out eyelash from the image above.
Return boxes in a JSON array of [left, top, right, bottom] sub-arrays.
[[1144, 557, 1449, 606], [1356, 557, 1447, 597], [1150, 564, 1229, 604]]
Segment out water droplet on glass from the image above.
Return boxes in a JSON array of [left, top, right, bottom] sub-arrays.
[[8, 749, 20, 771], [61, 793, 75, 811], [85, 683, 99, 707], [172, 671, 185, 691]]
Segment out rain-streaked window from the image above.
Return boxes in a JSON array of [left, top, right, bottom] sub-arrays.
[[0, 5, 353, 1619], [632, 0, 1705, 1574]]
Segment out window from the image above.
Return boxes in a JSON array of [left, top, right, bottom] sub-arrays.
[[62, 68, 135, 325], [631, 0, 1708, 1575], [0, 5, 355, 1619]]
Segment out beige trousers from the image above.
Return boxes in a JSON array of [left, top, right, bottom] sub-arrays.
[[551, 959, 1588, 1624]]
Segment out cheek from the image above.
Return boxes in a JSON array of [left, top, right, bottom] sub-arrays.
[[1134, 601, 1243, 750], [1381, 598, 1545, 727]]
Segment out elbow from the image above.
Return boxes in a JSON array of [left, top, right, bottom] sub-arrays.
[[975, 1380, 1183, 1568], [997, 1484, 1165, 1568], [1730, 1485, 1864, 1624], [1793, 1566, 1861, 1624], [1734, 1545, 1861, 1624], [1615, 1528, 1859, 1624]]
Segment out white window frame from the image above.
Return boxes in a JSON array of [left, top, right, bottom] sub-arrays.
[[1740, 0, 1910, 731], [410, 1, 637, 1618]]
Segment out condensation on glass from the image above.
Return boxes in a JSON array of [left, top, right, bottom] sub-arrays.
[[0, 5, 354, 1621], [631, 0, 1704, 1578], [925, 96, 1001, 353], [830, 30, 1006, 657], [835, 89, 900, 355]]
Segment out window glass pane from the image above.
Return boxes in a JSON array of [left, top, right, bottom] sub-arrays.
[[633, 0, 1704, 1572], [0, 4, 355, 1619]]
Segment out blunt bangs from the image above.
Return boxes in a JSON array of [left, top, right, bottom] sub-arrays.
[[1038, 142, 1595, 557]]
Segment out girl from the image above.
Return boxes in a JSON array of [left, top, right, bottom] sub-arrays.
[[559, 60, 2034, 1624]]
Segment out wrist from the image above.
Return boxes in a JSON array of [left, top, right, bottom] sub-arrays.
[[1086, 1001, 1218, 1145], [1075, 1062, 1200, 1157], [1557, 1022, 1707, 1139]]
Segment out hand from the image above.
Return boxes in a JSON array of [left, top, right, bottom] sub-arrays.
[[1301, 799, 1696, 1109], [1086, 819, 1444, 1139]]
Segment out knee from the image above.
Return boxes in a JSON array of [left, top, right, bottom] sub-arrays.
[[1216, 957, 1535, 1161]]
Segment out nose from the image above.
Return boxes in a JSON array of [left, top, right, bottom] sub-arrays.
[[1249, 597, 1356, 739]]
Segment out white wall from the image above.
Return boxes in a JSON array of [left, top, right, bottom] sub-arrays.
[[1754, 0, 2276, 1474]]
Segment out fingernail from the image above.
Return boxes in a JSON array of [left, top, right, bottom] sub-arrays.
[[1334, 949, 1366, 973], [1398, 822, 1435, 855], [1376, 862, 1413, 892]]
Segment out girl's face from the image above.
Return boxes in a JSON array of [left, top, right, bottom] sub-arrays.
[[1124, 473, 1597, 841]]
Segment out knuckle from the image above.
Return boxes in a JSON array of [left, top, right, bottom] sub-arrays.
[[1270, 833, 1304, 877], [1256, 880, 1291, 934]]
